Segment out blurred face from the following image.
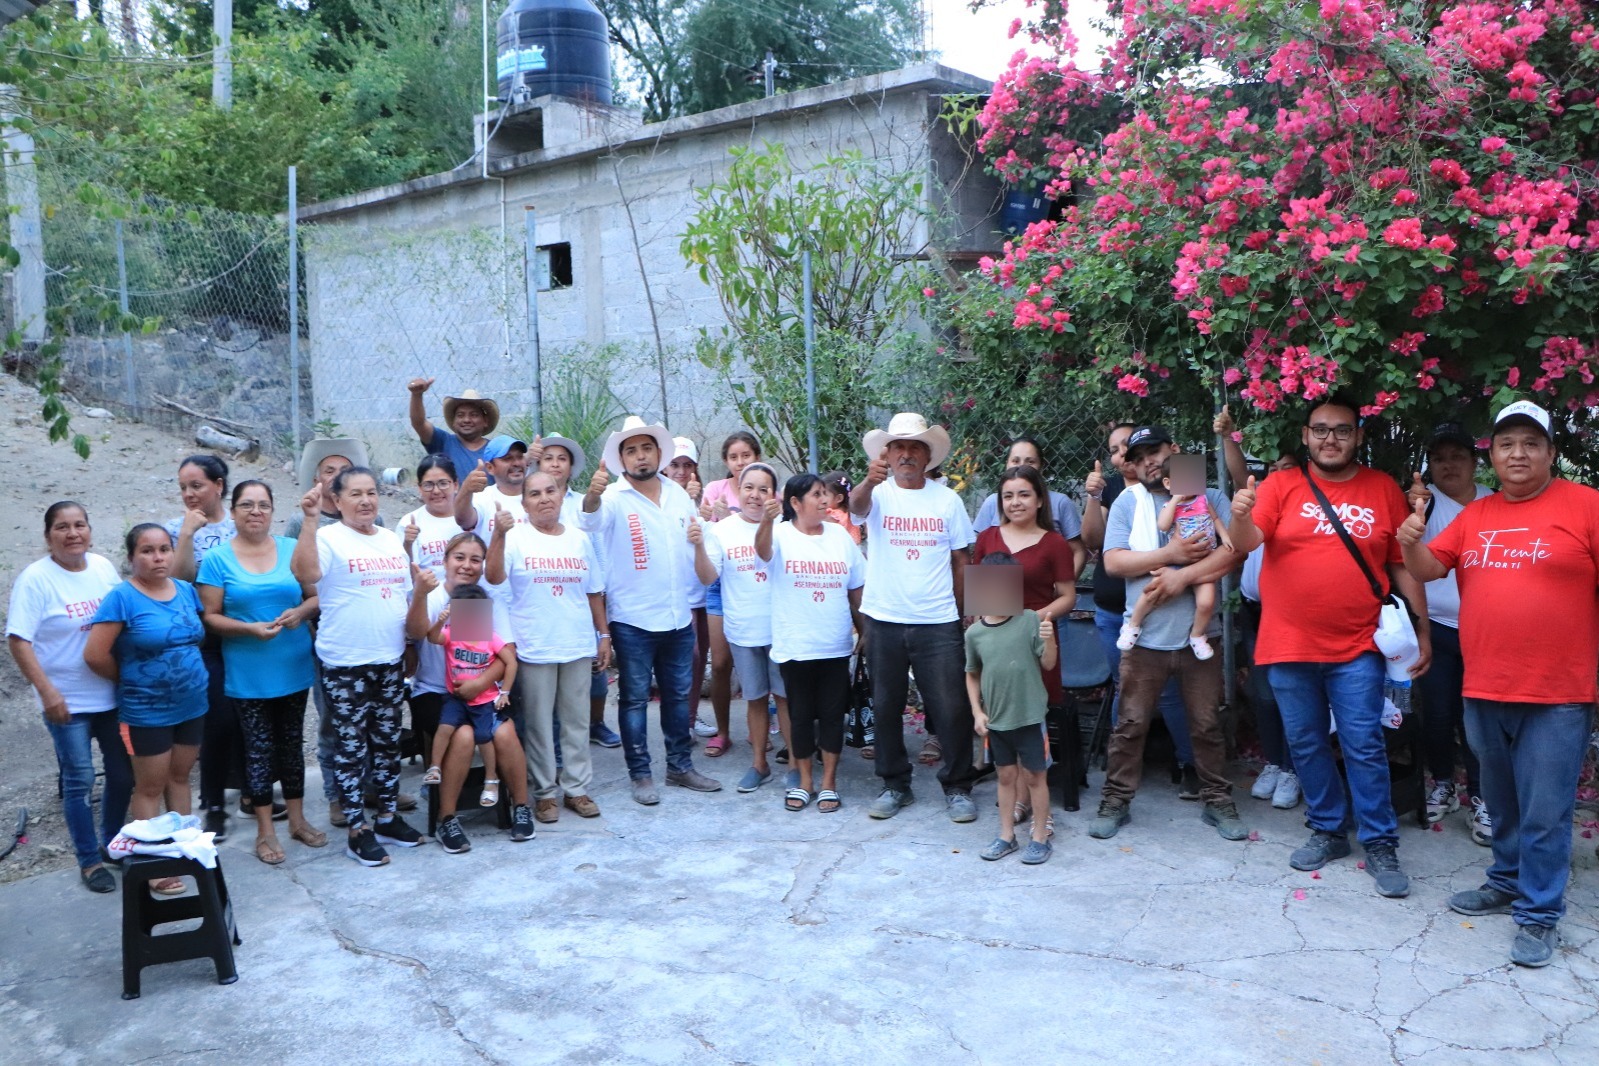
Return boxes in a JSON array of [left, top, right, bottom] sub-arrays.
[[621, 437, 661, 481], [46, 506, 91, 559], [1268, 454, 1298, 475], [445, 541, 486, 588], [317, 456, 353, 500], [887, 440, 931, 480], [1005, 441, 1042, 473], [1128, 443, 1175, 491], [1302, 403, 1361, 474], [418, 467, 457, 514], [723, 439, 758, 480], [130, 528, 174, 581], [738, 469, 776, 519], [231, 485, 274, 536], [523, 472, 563, 526], [178, 463, 224, 517], [451, 402, 490, 441], [1107, 426, 1135, 478], [789, 482, 831, 525], [1426, 441, 1477, 498], [666, 456, 698, 486], [491, 446, 528, 490], [539, 445, 573, 485], [334, 473, 381, 527], [999, 475, 1042, 526], [1490, 426, 1555, 498]]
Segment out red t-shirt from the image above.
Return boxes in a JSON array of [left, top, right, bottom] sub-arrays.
[[1427, 479, 1599, 704], [1252, 465, 1408, 665], [973, 525, 1075, 705]]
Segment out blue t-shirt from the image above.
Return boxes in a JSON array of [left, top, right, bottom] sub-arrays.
[[425, 427, 493, 486], [92, 580, 209, 727], [197, 537, 317, 700]]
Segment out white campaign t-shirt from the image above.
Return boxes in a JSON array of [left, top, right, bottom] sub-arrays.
[[467, 487, 532, 543], [401, 507, 468, 582], [5, 554, 122, 714], [314, 523, 411, 667], [493, 523, 605, 664], [705, 515, 772, 648], [1423, 483, 1494, 628], [861, 480, 974, 624], [766, 522, 865, 663], [577, 475, 699, 631], [413, 583, 515, 696]]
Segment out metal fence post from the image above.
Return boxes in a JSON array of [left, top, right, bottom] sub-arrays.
[[115, 220, 136, 408], [522, 207, 543, 436], [1216, 420, 1237, 708], [802, 248, 818, 472], [288, 166, 301, 451]]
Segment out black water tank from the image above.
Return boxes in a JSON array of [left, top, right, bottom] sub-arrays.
[[496, 0, 612, 105]]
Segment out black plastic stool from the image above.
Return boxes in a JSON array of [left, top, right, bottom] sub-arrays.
[[426, 762, 512, 836], [121, 854, 242, 999]]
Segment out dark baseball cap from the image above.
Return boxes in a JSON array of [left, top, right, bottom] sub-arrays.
[[1125, 426, 1173, 457], [1425, 422, 1476, 453]]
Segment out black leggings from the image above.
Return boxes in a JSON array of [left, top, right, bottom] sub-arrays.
[[235, 690, 310, 805], [198, 644, 245, 808], [779, 656, 851, 760]]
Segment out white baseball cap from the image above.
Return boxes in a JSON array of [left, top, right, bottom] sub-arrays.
[[1493, 399, 1551, 440], [671, 436, 699, 464]]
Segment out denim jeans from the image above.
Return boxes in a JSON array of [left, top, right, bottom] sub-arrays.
[[611, 621, 696, 780], [1094, 606, 1194, 766], [1417, 623, 1479, 797], [866, 619, 974, 794], [1268, 653, 1397, 847], [45, 710, 133, 869], [1464, 699, 1593, 928]]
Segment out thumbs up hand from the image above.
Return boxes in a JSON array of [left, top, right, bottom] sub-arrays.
[[866, 448, 890, 487], [1398, 493, 1429, 547], [527, 436, 545, 465], [686, 474, 702, 502], [1231, 474, 1258, 519], [686, 517, 703, 546], [492, 500, 514, 536], [588, 461, 610, 498], [711, 497, 731, 522], [1213, 405, 1235, 435], [404, 516, 421, 548], [1406, 471, 1432, 508], [463, 460, 490, 496], [762, 497, 782, 523], [1084, 459, 1105, 499]]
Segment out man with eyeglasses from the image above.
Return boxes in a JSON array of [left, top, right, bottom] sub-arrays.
[[1231, 395, 1431, 899]]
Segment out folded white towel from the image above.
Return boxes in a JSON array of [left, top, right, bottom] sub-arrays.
[[1126, 482, 1162, 553]]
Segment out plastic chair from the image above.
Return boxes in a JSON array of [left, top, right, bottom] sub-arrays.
[[121, 854, 241, 999], [1048, 590, 1115, 811]]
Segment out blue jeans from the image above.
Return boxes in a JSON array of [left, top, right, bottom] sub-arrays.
[[1268, 653, 1396, 847], [611, 621, 696, 780], [45, 710, 133, 870], [1095, 606, 1194, 766], [1464, 699, 1593, 928]]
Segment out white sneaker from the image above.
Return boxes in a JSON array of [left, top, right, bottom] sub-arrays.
[[1271, 770, 1301, 809], [1188, 636, 1215, 660], [693, 719, 718, 737], [1425, 780, 1459, 824], [1116, 623, 1140, 652], [1251, 764, 1282, 801], [1470, 795, 1493, 846]]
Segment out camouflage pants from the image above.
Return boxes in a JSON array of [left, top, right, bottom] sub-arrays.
[[320, 661, 406, 832]]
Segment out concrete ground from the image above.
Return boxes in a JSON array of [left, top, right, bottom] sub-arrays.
[[2, 720, 1597, 1066]]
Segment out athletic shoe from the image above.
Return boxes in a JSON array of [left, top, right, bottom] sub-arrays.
[[1250, 764, 1283, 801], [693, 719, 718, 737], [510, 804, 535, 841], [1201, 802, 1248, 841], [945, 792, 977, 823], [374, 814, 424, 848], [1088, 799, 1130, 839], [1511, 923, 1559, 968], [1469, 795, 1493, 846], [1425, 780, 1459, 824], [1363, 842, 1410, 898], [437, 816, 471, 854], [345, 829, 389, 867], [737, 766, 772, 793], [1289, 830, 1351, 871], [589, 723, 622, 748], [867, 787, 914, 819], [1177, 764, 1201, 801], [1271, 771, 1301, 810], [1448, 884, 1515, 916], [203, 808, 229, 842], [980, 837, 1019, 861]]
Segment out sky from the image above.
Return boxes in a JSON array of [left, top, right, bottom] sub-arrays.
[[928, 0, 1111, 83]]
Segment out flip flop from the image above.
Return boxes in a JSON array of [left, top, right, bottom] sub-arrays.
[[817, 789, 842, 814], [705, 736, 731, 757], [784, 787, 812, 812], [917, 738, 942, 765], [150, 877, 186, 896], [255, 836, 286, 865], [861, 746, 875, 759]]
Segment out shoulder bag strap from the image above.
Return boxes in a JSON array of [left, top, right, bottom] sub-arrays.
[[1301, 465, 1387, 605]]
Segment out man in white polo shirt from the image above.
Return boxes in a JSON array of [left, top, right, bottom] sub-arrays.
[[849, 413, 979, 822], [580, 416, 721, 804]]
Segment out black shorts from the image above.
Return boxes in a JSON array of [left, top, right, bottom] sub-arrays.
[[988, 723, 1047, 773], [121, 714, 206, 757], [440, 695, 501, 745]]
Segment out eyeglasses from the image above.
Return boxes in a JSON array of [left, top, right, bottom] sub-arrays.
[[234, 501, 273, 513], [419, 480, 454, 492], [1308, 425, 1357, 441]]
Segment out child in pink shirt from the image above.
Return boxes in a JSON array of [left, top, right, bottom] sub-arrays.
[[422, 584, 518, 806]]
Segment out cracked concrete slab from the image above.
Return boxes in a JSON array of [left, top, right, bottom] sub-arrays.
[[1, 733, 1595, 1064]]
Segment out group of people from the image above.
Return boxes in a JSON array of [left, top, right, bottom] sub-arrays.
[[9, 380, 1595, 970]]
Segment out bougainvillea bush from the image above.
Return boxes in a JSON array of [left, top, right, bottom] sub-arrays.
[[943, 0, 1599, 467]]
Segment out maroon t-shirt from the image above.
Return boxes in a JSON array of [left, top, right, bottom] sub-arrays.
[[973, 526, 1075, 705]]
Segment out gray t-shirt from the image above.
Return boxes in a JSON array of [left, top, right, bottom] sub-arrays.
[[1105, 486, 1230, 651], [285, 510, 386, 538]]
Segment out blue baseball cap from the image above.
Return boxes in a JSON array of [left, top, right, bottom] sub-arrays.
[[481, 435, 528, 462]]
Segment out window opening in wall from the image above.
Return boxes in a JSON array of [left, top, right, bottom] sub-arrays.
[[536, 242, 572, 290]]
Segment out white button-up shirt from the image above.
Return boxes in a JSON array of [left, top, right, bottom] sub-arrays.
[[577, 474, 698, 631]]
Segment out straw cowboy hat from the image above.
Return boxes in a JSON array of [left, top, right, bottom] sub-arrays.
[[602, 415, 674, 473], [298, 437, 370, 490], [863, 412, 952, 469], [539, 433, 587, 475], [442, 390, 501, 434]]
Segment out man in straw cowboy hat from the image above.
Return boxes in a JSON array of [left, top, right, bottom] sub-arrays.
[[849, 412, 981, 823], [579, 416, 723, 804], [407, 378, 500, 485]]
